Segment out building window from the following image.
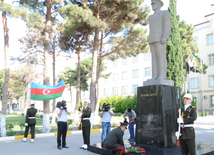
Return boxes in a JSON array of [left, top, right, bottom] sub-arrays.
[[193, 39, 197, 44], [145, 67, 151, 76], [133, 56, 138, 63], [113, 60, 118, 67], [104, 78, 109, 83], [133, 85, 138, 94], [122, 72, 127, 80], [133, 69, 138, 78], [193, 97, 197, 104], [113, 73, 118, 81], [82, 91, 85, 97], [209, 75, 214, 87], [104, 88, 108, 96], [145, 52, 151, 60], [122, 86, 127, 95], [209, 54, 214, 65], [211, 96, 214, 108], [190, 78, 199, 89], [112, 87, 118, 95], [122, 58, 127, 66], [207, 33, 214, 45]]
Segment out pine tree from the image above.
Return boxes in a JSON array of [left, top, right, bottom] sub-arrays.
[[167, 0, 185, 90]]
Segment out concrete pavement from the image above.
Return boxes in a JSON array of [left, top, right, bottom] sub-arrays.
[[0, 115, 214, 155]]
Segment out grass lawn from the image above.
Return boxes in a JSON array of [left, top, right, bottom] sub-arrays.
[[5, 115, 57, 130]]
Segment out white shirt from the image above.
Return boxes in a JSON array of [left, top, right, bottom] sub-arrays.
[[57, 108, 68, 122], [100, 110, 114, 122], [184, 104, 191, 111]]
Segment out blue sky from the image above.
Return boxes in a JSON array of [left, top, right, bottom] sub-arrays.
[[0, 0, 213, 69]]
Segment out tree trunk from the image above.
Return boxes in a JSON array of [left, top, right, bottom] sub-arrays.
[[43, 0, 51, 133], [75, 51, 81, 121], [95, 32, 103, 118], [24, 89, 28, 115], [1, 1, 9, 137], [90, 27, 99, 128], [51, 35, 56, 124]]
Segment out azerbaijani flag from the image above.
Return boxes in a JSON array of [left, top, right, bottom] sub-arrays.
[[187, 55, 192, 67], [212, 97, 214, 109], [192, 57, 197, 68], [199, 61, 203, 73], [31, 80, 65, 101]]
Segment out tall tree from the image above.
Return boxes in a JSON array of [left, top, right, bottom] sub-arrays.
[[179, 20, 208, 93], [59, 0, 150, 124], [1, 0, 10, 137], [17, 0, 64, 133], [167, 0, 185, 90], [59, 23, 93, 118]]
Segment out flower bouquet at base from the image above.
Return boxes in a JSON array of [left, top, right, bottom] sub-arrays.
[[126, 146, 146, 155]]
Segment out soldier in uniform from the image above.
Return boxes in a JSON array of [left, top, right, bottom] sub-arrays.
[[22, 103, 37, 143], [177, 93, 197, 155], [102, 120, 129, 155], [80, 99, 91, 150]]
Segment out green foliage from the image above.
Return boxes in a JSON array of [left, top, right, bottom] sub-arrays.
[[19, 122, 25, 131], [127, 146, 145, 153], [113, 113, 123, 117], [21, 113, 24, 116], [167, 0, 185, 90], [12, 112, 18, 115], [6, 123, 14, 131], [198, 111, 209, 117], [100, 94, 137, 113], [67, 119, 73, 127]]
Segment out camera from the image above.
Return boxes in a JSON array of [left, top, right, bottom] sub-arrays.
[[56, 100, 67, 110], [102, 103, 110, 112]]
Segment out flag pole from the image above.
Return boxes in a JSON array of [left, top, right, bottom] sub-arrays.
[[29, 82, 32, 106]]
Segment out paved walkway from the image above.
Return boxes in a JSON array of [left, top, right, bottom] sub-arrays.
[[0, 115, 214, 155]]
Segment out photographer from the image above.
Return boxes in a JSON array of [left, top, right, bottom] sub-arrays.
[[100, 103, 114, 145], [57, 100, 70, 150]]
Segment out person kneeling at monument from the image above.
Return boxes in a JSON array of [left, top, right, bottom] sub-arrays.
[[102, 121, 129, 155]]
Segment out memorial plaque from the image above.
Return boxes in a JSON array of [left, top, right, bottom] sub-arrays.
[[136, 85, 181, 148]]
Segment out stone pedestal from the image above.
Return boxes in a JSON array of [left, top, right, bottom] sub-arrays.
[[143, 78, 174, 86], [136, 85, 181, 148]]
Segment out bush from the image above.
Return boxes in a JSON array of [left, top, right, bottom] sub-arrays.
[[67, 119, 73, 127], [19, 122, 25, 131], [21, 113, 24, 116], [6, 123, 14, 131], [198, 111, 209, 117], [39, 114, 43, 119], [114, 113, 123, 117], [12, 112, 18, 115]]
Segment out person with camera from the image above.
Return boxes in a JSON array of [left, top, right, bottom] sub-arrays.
[[80, 99, 91, 150], [57, 100, 70, 150], [123, 108, 136, 141], [22, 102, 37, 143], [100, 103, 114, 145]]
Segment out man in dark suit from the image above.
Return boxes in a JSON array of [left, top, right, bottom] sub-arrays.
[[102, 121, 129, 155], [80, 99, 91, 150], [22, 103, 37, 143], [149, 0, 171, 79], [177, 93, 197, 155]]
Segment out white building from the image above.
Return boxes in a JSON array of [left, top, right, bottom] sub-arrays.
[[188, 7, 214, 113], [99, 52, 152, 98]]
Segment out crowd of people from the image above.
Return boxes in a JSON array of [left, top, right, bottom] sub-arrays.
[[21, 93, 196, 155]]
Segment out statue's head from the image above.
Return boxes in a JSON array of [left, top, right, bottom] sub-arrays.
[[151, 0, 163, 10]]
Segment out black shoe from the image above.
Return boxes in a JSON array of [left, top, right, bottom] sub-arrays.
[[62, 146, 69, 148], [57, 146, 62, 150]]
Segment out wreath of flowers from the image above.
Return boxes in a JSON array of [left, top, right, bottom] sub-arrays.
[[127, 146, 146, 154]]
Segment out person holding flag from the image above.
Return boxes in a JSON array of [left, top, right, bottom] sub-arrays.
[[199, 61, 203, 73]]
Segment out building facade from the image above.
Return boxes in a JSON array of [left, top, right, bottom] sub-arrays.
[[188, 11, 214, 113]]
